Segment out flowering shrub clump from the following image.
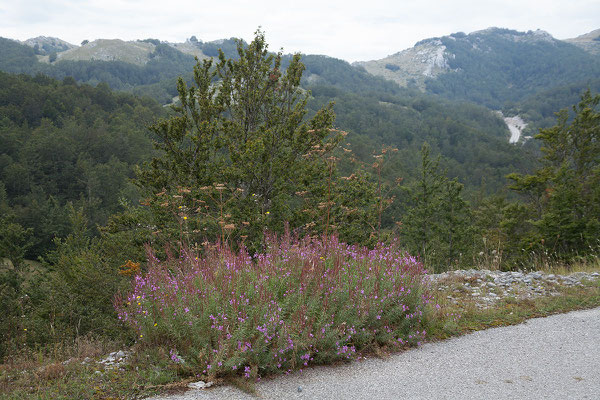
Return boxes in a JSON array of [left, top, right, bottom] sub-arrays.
[[115, 233, 431, 379]]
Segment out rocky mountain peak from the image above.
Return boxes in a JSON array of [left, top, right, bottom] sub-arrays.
[[354, 38, 453, 89], [23, 36, 76, 55], [354, 27, 574, 91]]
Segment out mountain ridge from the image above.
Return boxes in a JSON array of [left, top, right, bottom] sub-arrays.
[[1, 27, 599, 149], [8, 27, 599, 67], [353, 27, 600, 109], [21, 36, 76, 55], [355, 27, 598, 95], [24, 36, 240, 65], [565, 28, 600, 55]]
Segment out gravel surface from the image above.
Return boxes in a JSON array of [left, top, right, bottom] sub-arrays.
[[428, 269, 599, 308], [151, 306, 600, 400]]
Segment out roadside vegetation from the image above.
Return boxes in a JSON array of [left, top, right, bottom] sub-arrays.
[[116, 234, 429, 379], [2, 258, 598, 400]]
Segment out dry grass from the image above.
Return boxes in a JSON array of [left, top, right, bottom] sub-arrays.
[[542, 256, 600, 275], [36, 362, 67, 381], [4, 335, 117, 368], [516, 242, 600, 274], [425, 276, 600, 342], [0, 335, 125, 398]]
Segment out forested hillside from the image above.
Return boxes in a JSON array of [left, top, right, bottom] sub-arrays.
[[0, 37, 242, 104], [513, 78, 600, 130], [307, 85, 530, 193], [1, 34, 538, 194], [0, 72, 162, 257], [0, 37, 52, 75], [283, 54, 534, 193], [6, 27, 597, 267], [3, 28, 599, 142], [425, 29, 600, 108], [0, 36, 544, 261]]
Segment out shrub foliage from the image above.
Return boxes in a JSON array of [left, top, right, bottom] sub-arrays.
[[116, 233, 430, 378]]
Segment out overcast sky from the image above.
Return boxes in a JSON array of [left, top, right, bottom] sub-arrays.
[[1, 0, 599, 62]]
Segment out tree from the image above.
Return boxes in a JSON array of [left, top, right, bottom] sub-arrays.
[[0, 213, 33, 356], [137, 30, 342, 247], [401, 143, 474, 271], [401, 143, 444, 262], [439, 177, 474, 266], [507, 90, 600, 258], [45, 206, 131, 341], [0, 217, 33, 270]]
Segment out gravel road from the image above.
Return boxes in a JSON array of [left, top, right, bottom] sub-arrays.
[[151, 307, 600, 400]]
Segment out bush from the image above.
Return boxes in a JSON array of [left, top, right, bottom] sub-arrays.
[[42, 207, 133, 343], [115, 233, 430, 379]]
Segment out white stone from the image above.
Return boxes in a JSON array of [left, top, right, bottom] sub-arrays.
[[189, 381, 214, 389]]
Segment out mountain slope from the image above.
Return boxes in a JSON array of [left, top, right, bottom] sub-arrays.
[[23, 36, 76, 55], [41, 37, 241, 65], [51, 39, 156, 65], [0, 33, 535, 192], [0, 71, 164, 256], [357, 28, 600, 109], [354, 38, 452, 89], [565, 28, 600, 56], [0, 37, 51, 75]]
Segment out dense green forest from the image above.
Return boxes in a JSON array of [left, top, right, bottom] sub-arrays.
[[278, 54, 535, 194], [0, 36, 537, 195], [3, 30, 599, 139], [0, 71, 534, 262], [512, 78, 600, 130], [0, 72, 162, 257], [307, 84, 531, 193]]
